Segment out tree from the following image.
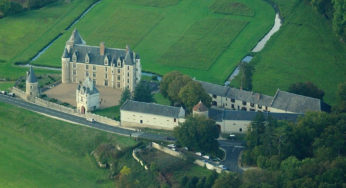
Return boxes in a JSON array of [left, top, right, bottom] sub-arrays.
[[212, 173, 240, 188], [167, 74, 192, 103], [160, 71, 183, 97], [133, 80, 153, 103], [288, 82, 325, 99], [239, 62, 254, 90], [174, 116, 220, 155], [119, 87, 131, 105], [336, 82, 346, 112], [178, 81, 211, 113], [332, 0, 346, 40]]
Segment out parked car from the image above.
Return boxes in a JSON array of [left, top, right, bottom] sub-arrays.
[[86, 117, 95, 122], [8, 93, 15, 97], [229, 134, 236, 139], [195, 152, 202, 156], [183, 147, 189, 151], [167, 144, 176, 148], [0, 91, 7, 95], [203, 155, 210, 160]]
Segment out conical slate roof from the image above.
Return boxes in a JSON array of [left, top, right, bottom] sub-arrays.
[[27, 66, 37, 83], [68, 29, 85, 44], [62, 48, 69, 58], [193, 101, 208, 112]]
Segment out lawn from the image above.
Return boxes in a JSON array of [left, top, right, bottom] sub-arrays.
[[210, 0, 255, 17], [154, 92, 170, 106], [32, 0, 275, 84], [159, 18, 248, 70], [0, 102, 137, 187], [0, 0, 96, 80], [0, 81, 14, 91], [94, 105, 120, 120], [231, 0, 346, 106]]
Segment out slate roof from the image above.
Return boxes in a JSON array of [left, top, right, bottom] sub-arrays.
[[209, 108, 301, 122], [77, 77, 99, 95], [27, 66, 37, 83], [121, 100, 185, 118], [198, 80, 273, 106], [226, 88, 273, 107], [63, 30, 138, 66], [271, 90, 321, 113]]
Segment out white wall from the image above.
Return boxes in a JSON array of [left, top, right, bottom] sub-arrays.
[[121, 110, 183, 130], [217, 120, 251, 134]]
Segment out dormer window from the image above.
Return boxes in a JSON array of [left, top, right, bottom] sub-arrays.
[[72, 52, 78, 62], [117, 58, 121, 67], [104, 56, 109, 66], [85, 54, 90, 63]]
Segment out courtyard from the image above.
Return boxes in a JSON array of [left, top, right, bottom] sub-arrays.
[[44, 83, 122, 109]]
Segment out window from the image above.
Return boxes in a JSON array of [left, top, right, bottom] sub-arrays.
[[117, 75, 120, 80], [93, 66, 96, 71], [212, 101, 217, 106], [30, 86, 32, 89], [117, 82, 120, 88], [241, 107, 247, 111], [105, 67, 108, 72], [86, 72, 89, 77], [231, 104, 235, 109], [127, 79, 129, 83], [73, 70, 76, 75], [93, 72, 96, 77], [118, 69, 120, 73], [242, 101, 247, 105], [212, 94, 217, 99], [258, 104, 262, 109], [105, 74, 108, 79], [127, 66, 129, 70], [140, 120, 143, 124], [73, 63, 76, 68], [104, 80, 108, 86], [250, 103, 254, 107], [93, 79, 96, 84], [231, 98, 235, 103], [174, 118, 176, 122], [239, 128, 242, 132], [86, 65, 89, 70], [127, 72, 129, 77], [265, 106, 268, 110]]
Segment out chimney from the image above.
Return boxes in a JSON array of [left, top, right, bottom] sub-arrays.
[[100, 42, 105, 56]]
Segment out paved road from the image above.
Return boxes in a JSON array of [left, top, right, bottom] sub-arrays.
[[0, 94, 243, 172], [0, 94, 167, 141], [219, 139, 245, 173]]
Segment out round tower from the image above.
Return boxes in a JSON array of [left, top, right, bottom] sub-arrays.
[[193, 101, 209, 118], [62, 48, 70, 83], [26, 66, 39, 98]]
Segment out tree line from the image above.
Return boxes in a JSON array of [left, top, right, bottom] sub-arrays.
[[306, 0, 345, 41]]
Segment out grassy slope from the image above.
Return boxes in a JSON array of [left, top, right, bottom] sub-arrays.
[[94, 105, 120, 120], [0, 0, 96, 80], [33, 0, 274, 84], [231, 0, 346, 105], [0, 102, 137, 187]]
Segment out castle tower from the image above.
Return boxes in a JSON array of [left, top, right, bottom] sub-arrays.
[[123, 45, 135, 92], [26, 66, 39, 98], [61, 48, 70, 83], [193, 101, 209, 118], [76, 77, 100, 114], [65, 28, 85, 53]]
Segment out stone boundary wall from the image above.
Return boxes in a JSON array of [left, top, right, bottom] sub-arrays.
[[132, 148, 148, 170], [194, 159, 224, 174], [11, 87, 120, 127], [85, 112, 120, 127], [151, 142, 186, 160]]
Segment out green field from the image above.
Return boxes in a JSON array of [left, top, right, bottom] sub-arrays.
[[0, 81, 14, 91], [32, 0, 274, 84], [210, 0, 255, 17], [159, 18, 248, 70], [0, 102, 138, 187], [94, 105, 121, 120], [231, 0, 346, 106], [129, 0, 180, 7], [0, 0, 96, 80]]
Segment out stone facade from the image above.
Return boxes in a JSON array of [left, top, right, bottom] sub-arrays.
[[62, 29, 141, 92], [76, 77, 100, 113], [26, 66, 39, 98]]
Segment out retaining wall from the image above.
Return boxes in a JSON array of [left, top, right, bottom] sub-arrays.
[[151, 142, 186, 160]]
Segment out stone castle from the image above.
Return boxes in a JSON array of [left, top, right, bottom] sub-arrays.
[[61, 29, 141, 92]]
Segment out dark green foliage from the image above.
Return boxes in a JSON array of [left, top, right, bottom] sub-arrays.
[[119, 87, 131, 105], [133, 80, 153, 103], [212, 172, 240, 188], [160, 71, 212, 112], [239, 62, 254, 91], [174, 116, 220, 155], [335, 82, 346, 112], [288, 82, 325, 99], [0, 0, 59, 17]]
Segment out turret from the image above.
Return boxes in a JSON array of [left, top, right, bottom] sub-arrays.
[[61, 48, 71, 83], [66, 28, 85, 53], [26, 66, 39, 98], [193, 101, 209, 118]]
